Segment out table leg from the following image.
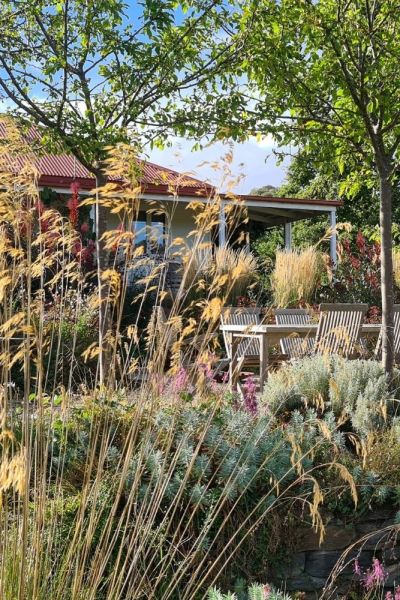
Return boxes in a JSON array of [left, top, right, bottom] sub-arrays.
[[230, 335, 240, 393], [259, 333, 269, 393]]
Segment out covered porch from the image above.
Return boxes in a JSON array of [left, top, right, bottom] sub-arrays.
[[218, 194, 342, 264]]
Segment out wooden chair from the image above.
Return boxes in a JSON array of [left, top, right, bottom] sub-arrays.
[[220, 306, 263, 392], [374, 305, 400, 360], [221, 307, 262, 365], [275, 308, 314, 359], [314, 303, 368, 358]]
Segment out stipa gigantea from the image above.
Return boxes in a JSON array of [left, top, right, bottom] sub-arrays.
[[0, 123, 361, 600]]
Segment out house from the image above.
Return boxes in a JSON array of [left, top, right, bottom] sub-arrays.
[[0, 123, 341, 266]]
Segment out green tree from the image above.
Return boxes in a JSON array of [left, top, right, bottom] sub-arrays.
[[278, 149, 400, 232], [0, 0, 240, 264], [0, 0, 241, 379], [0, 1, 238, 169], [250, 184, 278, 196], [234, 0, 400, 375]]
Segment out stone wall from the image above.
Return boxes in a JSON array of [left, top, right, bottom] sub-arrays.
[[274, 508, 400, 598]]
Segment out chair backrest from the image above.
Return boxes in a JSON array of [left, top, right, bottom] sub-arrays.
[[315, 303, 368, 357], [375, 305, 400, 358], [394, 307, 400, 355], [221, 307, 261, 359], [275, 308, 313, 359], [275, 308, 311, 325]]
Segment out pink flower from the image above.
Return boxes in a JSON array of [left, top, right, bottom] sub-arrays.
[[172, 367, 188, 394], [243, 374, 258, 416], [80, 222, 90, 234], [363, 571, 376, 591], [386, 592, 394, 600], [361, 558, 387, 591], [263, 584, 271, 598], [394, 586, 400, 600], [372, 558, 387, 583]]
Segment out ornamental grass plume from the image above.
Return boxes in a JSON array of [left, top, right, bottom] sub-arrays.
[[393, 248, 400, 289], [183, 245, 258, 305], [213, 246, 258, 301], [0, 118, 360, 600], [271, 247, 324, 307]]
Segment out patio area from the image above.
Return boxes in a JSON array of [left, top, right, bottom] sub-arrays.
[[219, 304, 390, 393]]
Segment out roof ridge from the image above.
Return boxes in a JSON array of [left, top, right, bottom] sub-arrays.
[[139, 157, 212, 187]]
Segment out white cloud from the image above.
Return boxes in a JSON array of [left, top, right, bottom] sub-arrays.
[[249, 133, 276, 148], [146, 136, 290, 194]]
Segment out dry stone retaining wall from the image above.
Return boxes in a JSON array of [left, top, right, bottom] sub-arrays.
[[274, 508, 400, 598]]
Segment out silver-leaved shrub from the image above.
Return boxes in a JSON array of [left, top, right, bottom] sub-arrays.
[[262, 356, 400, 436]]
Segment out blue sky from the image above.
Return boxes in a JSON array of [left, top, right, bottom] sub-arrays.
[[148, 136, 291, 194]]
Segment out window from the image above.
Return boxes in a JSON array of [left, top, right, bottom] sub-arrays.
[[133, 211, 165, 254], [133, 212, 147, 249]]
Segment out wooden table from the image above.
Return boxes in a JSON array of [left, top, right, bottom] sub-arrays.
[[219, 323, 382, 393]]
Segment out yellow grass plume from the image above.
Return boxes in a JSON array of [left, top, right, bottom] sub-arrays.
[[271, 247, 324, 307]]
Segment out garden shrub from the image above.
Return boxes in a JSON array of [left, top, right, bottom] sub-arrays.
[[364, 426, 400, 486], [262, 355, 331, 414], [328, 356, 391, 413], [319, 231, 382, 306], [208, 583, 293, 600], [34, 398, 351, 595], [261, 355, 331, 415], [317, 452, 395, 517], [262, 356, 400, 436], [43, 299, 98, 389]]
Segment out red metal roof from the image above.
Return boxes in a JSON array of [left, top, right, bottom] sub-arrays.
[[0, 121, 211, 195]]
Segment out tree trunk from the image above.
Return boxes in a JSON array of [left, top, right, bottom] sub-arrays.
[[379, 170, 395, 378], [95, 170, 111, 385]]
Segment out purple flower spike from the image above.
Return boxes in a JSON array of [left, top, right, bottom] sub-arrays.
[[243, 374, 258, 416]]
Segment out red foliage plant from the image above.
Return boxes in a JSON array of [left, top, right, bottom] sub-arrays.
[[324, 230, 382, 312], [67, 181, 80, 228]]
